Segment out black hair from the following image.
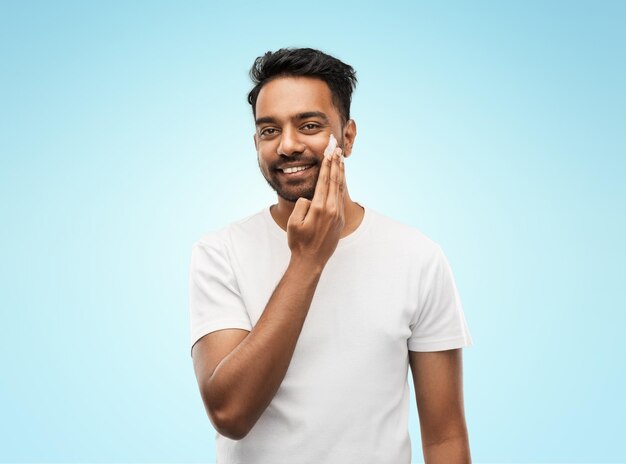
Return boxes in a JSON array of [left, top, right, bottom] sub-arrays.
[[247, 47, 357, 126]]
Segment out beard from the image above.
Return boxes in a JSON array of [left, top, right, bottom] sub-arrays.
[[258, 161, 319, 202], [258, 135, 344, 203]]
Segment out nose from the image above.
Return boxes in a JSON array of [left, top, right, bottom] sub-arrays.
[[277, 126, 305, 156]]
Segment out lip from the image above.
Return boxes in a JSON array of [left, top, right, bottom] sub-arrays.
[[276, 164, 316, 179]]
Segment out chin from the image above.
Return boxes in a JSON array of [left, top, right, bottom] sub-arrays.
[[277, 190, 314, 202], [274, 179, 317, 203]]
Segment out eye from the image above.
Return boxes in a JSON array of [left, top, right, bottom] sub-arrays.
[[301, 123, 322, 131], [259, 128, 278, 137]]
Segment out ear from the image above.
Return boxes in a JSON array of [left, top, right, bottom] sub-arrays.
[[253, 133, 258, 152], [342, 119, 357, 158]]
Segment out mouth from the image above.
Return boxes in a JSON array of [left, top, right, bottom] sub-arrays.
[[276, 164, 316, 179]]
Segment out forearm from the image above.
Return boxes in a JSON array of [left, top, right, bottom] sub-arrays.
[[207, 256, 323, 438], [423, 433, 471, 464]]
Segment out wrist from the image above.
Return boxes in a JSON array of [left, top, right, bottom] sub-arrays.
[[288, 254, 325, 277]]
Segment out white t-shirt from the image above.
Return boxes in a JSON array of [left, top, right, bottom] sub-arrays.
[[189, 203, 473, 464]]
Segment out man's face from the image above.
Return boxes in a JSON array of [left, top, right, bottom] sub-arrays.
[[253, 76, 347, 202]]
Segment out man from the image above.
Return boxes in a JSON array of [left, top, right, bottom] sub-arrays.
[[189, 47, 474, 464]]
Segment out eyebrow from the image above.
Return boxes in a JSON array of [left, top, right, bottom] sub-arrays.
[[255, 111, 330, 126]]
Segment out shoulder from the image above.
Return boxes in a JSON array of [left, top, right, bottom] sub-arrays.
[[193, 208, 266, 254], [366, 207, 443, 264]]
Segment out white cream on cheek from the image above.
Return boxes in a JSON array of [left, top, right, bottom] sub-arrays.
[[323, 134, 338, 159]]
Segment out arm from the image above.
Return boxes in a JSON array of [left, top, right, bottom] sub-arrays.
[[193, 148, 346, 440], [197, 257, 323, 440], [409, 348, 471, 464]]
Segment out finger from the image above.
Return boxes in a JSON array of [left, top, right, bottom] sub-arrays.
[[311, 150, 332, 210], [289, 197, 311, 226], [338, 150, 345, 218], [326, 148, 341, 210]]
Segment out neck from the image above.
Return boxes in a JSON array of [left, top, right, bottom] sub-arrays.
[[270, 189, 364, 239]]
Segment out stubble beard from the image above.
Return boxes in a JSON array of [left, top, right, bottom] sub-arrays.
[[258, 134, 344, 203], [259, 162, 317, 203]]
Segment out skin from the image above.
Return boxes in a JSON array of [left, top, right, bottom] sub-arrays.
[[192, 75, 471, 462], [253, 75, 471, 462], [410, 349, 472, 463], [191, 76, 350, 441], [253, 75, 364, 239]]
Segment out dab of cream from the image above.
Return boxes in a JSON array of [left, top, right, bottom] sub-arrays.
[[323, 134, 338, 159]]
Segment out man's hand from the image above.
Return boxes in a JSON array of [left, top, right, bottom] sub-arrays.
[[195, 150, 346, 438], [287, 144, 345, 269]]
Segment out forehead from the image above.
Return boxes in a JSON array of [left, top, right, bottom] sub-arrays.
[[255, 76, 337, 121]]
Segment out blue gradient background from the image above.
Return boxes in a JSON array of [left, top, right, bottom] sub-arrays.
[[1, 1, 624, 463]]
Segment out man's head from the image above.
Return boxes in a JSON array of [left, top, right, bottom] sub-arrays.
[[248, 48, 358, 203], [248, 47, 357, 128]]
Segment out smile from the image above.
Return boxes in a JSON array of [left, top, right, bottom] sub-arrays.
[[277, 164, 315, 178]]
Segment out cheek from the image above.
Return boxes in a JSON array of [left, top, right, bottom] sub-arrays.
[[310, 134, 333, 156], [257, 151, 277, 173], [258, 139, 279, 157], [312, 140, 326, 155]]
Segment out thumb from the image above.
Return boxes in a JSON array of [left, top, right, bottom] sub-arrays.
[[288, 197, 311, 226]]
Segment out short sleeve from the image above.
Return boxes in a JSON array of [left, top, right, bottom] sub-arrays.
[[408, 245, 473, 352], [188, 237, 252, 357]]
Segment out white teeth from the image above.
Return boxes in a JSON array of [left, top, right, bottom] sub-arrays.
[[283, 165, 312, 174]]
